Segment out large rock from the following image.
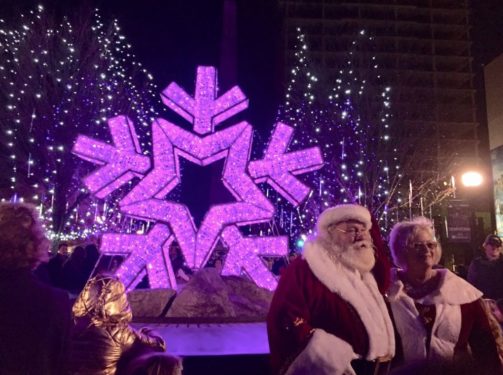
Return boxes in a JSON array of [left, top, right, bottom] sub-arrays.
[[165, 268, 273, 319], [225, 275, 273, 317], [128, 288, 176, 318]]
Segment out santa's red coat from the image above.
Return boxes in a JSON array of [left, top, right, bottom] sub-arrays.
[[267, 258, 366, 373], [267, 240, 395, 375]]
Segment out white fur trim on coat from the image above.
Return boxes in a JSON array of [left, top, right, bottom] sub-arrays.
[[286, 329, 358, 375], [387, 268, 483, 362], [317, 204, 372, 238], [302, 240, 395, 360], [387, 268, 482, 306]]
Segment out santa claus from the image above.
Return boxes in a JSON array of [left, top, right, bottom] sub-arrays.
[[267, 204, 395, 375]]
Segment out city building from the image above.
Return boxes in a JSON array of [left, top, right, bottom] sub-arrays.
[[279, 0, 479, 177]]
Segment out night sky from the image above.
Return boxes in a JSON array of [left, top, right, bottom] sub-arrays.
[[469, 0, 503, 165], [1, 0, 283, 134], [471, 0, 503, 67], [108, 0, 283, 137], [1, 0, 503, 222], [2, 0, 502, 124], [2, 0, 503, 121]]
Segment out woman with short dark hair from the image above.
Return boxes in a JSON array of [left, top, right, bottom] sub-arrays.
[[0, 202, 72, 375]]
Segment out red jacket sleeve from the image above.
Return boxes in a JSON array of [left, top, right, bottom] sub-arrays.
[[369, 213, 392, 294], [267, 259, 315, 374], [457, 299, 502, 374]]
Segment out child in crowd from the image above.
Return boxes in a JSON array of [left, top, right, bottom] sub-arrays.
[[69, 274, 166, 374]]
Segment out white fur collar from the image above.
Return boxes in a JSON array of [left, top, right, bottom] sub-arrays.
[[388, 268, 482, 305], [303, 240, 395, 360]]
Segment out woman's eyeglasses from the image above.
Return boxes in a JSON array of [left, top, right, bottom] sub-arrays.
[[409, 242, 438, 252]]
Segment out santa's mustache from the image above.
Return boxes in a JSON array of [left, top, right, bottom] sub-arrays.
[[349, 240, 374, 252]]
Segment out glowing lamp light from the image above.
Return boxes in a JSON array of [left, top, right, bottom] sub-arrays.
[[461, 171, 483, 187]]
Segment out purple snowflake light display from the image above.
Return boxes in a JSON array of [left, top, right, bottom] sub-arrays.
[[72, 66, 323, 290]]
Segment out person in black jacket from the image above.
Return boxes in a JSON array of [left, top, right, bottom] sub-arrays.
[[467, 234, 503, 299], [47, 242, 70, 287], [0, 202, 72, 375]]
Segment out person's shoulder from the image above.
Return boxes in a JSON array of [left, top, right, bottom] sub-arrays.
[[290, 255, 306, 266], [469, 256, 485, 267], [287, 256, 309, 272], [32, 275, 68, 295], [279, 256, 309, 279], [32, 277, 71, 308], [472, 255, 503, 267], [437, 269, 483, 304]]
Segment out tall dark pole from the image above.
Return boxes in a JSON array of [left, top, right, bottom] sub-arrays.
[[218, 0, 237, 91]]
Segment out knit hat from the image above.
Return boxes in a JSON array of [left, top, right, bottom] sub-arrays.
[[316, 204, 372, 238], [484, 234, 502, 247]]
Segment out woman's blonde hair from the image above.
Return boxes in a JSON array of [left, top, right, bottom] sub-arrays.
[[389, 216, 442, 269], [0, 202, 49, 270]]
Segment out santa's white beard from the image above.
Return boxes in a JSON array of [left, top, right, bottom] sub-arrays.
[[329, 240, 376, 273]]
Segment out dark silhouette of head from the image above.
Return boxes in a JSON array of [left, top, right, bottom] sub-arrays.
[[0, 202, 49, 270]]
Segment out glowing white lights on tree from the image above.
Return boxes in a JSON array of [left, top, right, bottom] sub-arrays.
[[72, 66, 323, 290], [276, 28, 402, 239], [0, 6, 159, 240]]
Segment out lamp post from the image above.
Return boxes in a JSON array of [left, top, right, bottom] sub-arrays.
[[445, 169, 488, 271], [446, 170, 485, 241]]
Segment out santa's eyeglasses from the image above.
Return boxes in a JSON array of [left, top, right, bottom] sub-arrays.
[[332, 227, 369, 238]]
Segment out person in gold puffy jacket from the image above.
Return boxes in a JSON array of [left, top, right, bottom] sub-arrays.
[[69, 274, 166, 375]]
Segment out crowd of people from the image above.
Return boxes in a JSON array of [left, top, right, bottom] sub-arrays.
[[0, 202, 181, 375], [35, 242, 101, 295], [1, 201, 503, 375]]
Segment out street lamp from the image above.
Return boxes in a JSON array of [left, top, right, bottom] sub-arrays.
[[445, 170, 484, 244], [443, 170, 486, 273], [461, 171, 483, 188]]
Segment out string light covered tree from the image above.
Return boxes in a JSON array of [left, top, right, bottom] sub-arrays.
[[275, 28, 403, 244], [0, 5, 159, 240]]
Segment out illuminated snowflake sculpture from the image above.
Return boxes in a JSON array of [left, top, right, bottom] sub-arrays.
[[72, 66, 323, 291]]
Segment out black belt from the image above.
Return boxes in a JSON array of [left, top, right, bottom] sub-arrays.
[[351, 358, 392, 375]]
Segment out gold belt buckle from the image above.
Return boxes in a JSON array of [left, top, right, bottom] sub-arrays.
[[376, 354, 393, 363], [373, 355, 392, 375]]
